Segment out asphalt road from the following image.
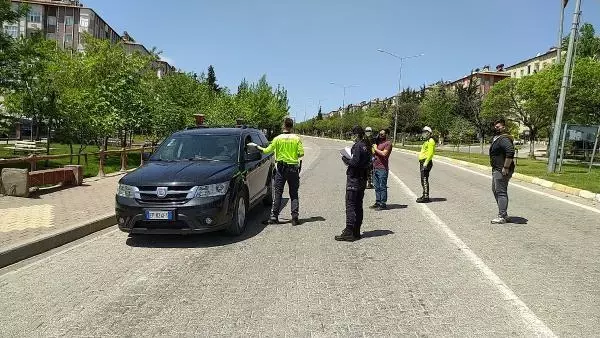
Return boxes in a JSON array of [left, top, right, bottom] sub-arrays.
[[1, 137, 598, 337]]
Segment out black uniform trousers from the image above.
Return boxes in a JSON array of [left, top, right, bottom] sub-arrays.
[[271, 163, 300, 220], [419, 160, 433, 197], [345, 178, 366, 235]]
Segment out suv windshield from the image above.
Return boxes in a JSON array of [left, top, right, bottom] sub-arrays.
[[150, 134, 240, 162]]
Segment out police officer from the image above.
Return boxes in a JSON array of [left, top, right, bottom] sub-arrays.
[[248, 117, 304, 226], [417, 126, 436, 203], [364, 127, 375, 189], [335, 125, 371, 242]]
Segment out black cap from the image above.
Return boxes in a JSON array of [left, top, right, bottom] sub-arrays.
[[351, 125, 364, 136]]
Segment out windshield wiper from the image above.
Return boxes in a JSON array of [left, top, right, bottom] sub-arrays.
[[186, 157, 221, 162]]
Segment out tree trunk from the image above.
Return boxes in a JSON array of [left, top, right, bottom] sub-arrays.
[[69, 143, 74, 164], [529, 128, 536, 159]]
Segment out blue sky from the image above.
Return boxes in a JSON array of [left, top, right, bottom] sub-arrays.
[[84, 0, 600, 121]]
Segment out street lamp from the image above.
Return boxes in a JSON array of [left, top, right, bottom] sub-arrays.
[[304, 98, 327, 122], [329, 82, 358, 111], [377, 49, 424, 145]]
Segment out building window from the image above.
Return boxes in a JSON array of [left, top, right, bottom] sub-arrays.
[[3, 24, 18, 38], [65, 16, 74, 26], [46, 32, 56, 40], [64, 34, 73, 47], [80, 16, 89, 28], [520, 69, 524, 77], [47, 16, 57, 26], [28, 10, 42, 23], [527, 65, 531, 75]]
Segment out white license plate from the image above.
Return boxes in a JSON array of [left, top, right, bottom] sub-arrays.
[[145, 210, 173, 220]]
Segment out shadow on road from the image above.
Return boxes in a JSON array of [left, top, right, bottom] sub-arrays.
[[28, 183, 92, 198], [362, 230, 394, 238], [508, 216, 528, 224], [125, 206, 270, 248], [385, 204, 408, 210], [428, 197, 447, 202]]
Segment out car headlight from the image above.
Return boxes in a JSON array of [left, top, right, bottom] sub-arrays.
[[195, 182, 230, 198], [117, 184, 137, 198]]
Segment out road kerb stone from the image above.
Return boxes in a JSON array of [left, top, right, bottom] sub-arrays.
[[579, 190, 596, 200], [0, 213, 115, 269]]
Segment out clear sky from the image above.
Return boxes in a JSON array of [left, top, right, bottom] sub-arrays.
[[84, 0, 600, 121]]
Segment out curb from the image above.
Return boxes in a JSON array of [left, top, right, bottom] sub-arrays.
[[303, 136, 600, 203], [0, 213, 116, 269]]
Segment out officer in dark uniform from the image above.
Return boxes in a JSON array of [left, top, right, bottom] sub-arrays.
[[335, 125, 371, 242]]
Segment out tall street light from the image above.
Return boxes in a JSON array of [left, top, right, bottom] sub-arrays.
[[377, 49, 424, 145], [304, 98, 327, 122], [329, 82, 358, 111]]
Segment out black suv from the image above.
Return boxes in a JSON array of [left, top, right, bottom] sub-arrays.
[[115, 127, 274, 236]]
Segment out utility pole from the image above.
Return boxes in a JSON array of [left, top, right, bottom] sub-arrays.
[[548, 0, 582, 173], [557, 0, 566, 64], [377, 49, 424, 145]]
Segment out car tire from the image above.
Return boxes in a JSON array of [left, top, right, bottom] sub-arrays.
[[226, 190, 248, 236], [262, 173, 273, 206]]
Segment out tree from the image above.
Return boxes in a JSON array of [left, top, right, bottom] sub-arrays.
[[563, 23, 600, 59], [207, 65, 220, 93], [0, 1, 28, 86], [455, 74, 488, 153], [420, 86, 457, 143], [316, 106, 323, 120]]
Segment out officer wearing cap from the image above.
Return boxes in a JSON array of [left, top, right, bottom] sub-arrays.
[[248, 117, 304, 226], [364, 127, 375, 189], [335, 125, 371, 242], [417, 126, 436, 203]]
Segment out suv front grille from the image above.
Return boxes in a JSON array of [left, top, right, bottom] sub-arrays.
[[135, 186, 195, 204]]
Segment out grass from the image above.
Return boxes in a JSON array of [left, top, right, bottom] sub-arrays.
[[400, 145, 600, 193], [0, 143, 147, 178]]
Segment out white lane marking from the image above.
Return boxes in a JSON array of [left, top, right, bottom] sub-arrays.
[[400, 152, 600, 215], [0, 228, 119, 278], [389, 170, 556, 337]]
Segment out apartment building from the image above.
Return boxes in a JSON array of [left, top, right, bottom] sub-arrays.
[[4, 0, 121, 51], [505, 48, 565, 79]]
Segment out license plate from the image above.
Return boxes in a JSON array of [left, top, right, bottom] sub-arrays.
[[145, 210, 173, 220]]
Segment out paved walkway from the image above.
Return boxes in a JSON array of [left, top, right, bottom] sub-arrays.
[[0, 174, 121, 249]]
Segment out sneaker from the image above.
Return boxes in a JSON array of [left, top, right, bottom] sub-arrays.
[[291, 218, 300, 226], [366, 184, 374, 189], [376, 204, 387, 211], [416, 196, 431, 203], [369, 204, 380, 209], [491, 217, 507, 224]]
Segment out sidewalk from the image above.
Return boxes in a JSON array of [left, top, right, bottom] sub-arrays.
[[0, 174, 121, 249]]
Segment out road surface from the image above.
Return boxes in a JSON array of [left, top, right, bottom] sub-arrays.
[[1, 137, 598, 336]]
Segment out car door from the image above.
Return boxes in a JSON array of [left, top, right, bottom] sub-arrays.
[[250, 132, 271, 200], [242, 133, 262, 204]]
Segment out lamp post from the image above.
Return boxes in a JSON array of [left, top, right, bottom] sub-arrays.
[[377, 49, 424, 145], [304, 98, 327, 122], [329, 82, 358, 112]]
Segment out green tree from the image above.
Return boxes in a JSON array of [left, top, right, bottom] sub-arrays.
[[420, 86, 457, 143], [455, 74, 488, 153], [207, 65, 220, 93], [563, 23, 600, 59]]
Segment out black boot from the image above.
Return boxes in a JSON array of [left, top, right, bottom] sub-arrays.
[[265, 217, 279, 225], [335, 228, 356, 242], [416, 196, 430, 203], [353, 227, 362, 240], [291, 217, 300, 226]]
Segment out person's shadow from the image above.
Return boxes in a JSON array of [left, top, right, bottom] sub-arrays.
[[507, 216, 528, 224], [362, 230, 394, 238], [385, 204, 408, 210]]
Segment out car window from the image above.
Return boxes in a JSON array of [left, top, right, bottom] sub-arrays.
[[151, 134, 239, 162], [251, 133, 264, 147], [257, 132, 269, 146]]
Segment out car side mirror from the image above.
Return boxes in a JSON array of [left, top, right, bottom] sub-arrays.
[[245, 150, 261, 162]]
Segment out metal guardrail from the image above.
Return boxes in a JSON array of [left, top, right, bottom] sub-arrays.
[[0, 146, 157, 177]]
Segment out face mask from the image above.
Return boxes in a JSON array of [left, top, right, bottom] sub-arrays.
[[379, 134, 386, 140], [494, 127, 504, 135]]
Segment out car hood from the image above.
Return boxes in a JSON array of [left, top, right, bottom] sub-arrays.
[[120, 161, 237, 186]]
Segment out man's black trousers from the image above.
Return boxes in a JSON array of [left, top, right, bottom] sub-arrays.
[[271, 163, 300, 220], [419, 160, 433, 197], [345, 180, 366, 236]]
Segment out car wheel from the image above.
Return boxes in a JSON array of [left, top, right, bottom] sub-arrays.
[[262, 173, 273, 206], [226, 190, 248, 236]]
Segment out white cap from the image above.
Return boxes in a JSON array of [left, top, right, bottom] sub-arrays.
[[365, 126, 372, 132], [423, 126, 433, 133]]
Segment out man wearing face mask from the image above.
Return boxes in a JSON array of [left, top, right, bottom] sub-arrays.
[[370, 129, 392, 210], [335, 125, 371, 242], [364, 127, 375, 189], [489, 119, 515, 224], [417, 126, 436, 203]]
